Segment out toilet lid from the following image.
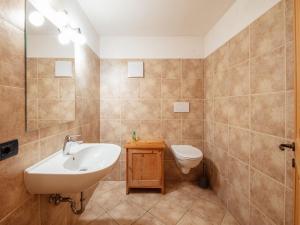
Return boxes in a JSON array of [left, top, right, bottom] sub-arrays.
[[171, 145, 203, 159]]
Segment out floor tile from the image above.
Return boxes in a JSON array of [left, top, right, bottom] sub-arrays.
[[126, 190, 162, 211], [149, 197, 187, 225], [75, 198, 106, 225], [82, 181, 238, 225], [177, 211, 213, 225], [133, 213, 166, 225], [88, 213, 118, 225], [190, 199, 226, 225], [91, 188, 126, 211], [163, 188, 197, 209], [108, 201, 146, 225], [221, 212, 240, 225]]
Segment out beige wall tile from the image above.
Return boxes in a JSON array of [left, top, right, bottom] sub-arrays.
[[120, 120, 140, 143], [214, 70, 229, 97], [100, 99, 121, 119], [100, 71, 121, 99], [181, 78, 203, 98], [204, 121, 214, 144], [162, 120, 181, 141], [204, 99, 214, 121], [213, 147, 229, 178], [250, 169, 285, 224], [162, 79, 180, 99], [140, 77, 161, 98], [251, 132, 285, 183], [203, 2, 294, 224], [0, 86, 24, 139], [251, 93, 285, 137], [214, 98, 229, 124], [204, 71, 214, 99], [163, 59, 181, 79], [0, 21, 24, 88], [214, 122, 228, 150], [250, 206, 276, 225], [60, 79, 75, 100], [26, 78, 38, 99], [139, 120, 162, 139], [162, 99, 181, 119], [100, 120, 121, 142], [119, 78, 139, 99], [214, 43, 229, 72], [37, 59, 55, 77], [39, 100, 75, 121], [286, 90, 295, 139], [229, 127, 250, 163], [182, 99, 203, 120], [182, 120, 203, 139], [228, 185, 250, 225], [182, 59, 203, 80], [122, 100, 161, 120], [286, 41, 295, 90], [38, 78, 60, 99], [228, 28, 249, 66], [250, 2, 284, 57], [144, 59, 164, 78], [250, 47, 285, 94], [228, 61, 250, 96], [0, 142, 40, 220], [26, 99, 37, 120], [228, 96, 250, 128], [285, 188, 295, 225], [286, 150, 295, 189], [228, 157, 249, 198], [285, 0, 295, 43], [0, 197, 40, 225]]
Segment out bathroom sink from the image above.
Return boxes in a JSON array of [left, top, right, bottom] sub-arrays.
[[24, 143, 121, 194]]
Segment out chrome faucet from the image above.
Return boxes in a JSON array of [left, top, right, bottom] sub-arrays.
[[63, 135, 83, 155]]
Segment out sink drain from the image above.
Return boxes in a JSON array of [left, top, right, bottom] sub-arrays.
[[79, 168, 88, 171]]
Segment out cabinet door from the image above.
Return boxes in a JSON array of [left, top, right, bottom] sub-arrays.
[[128, 149, 162, 187]]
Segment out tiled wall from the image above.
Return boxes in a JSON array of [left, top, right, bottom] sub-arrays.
[[0, 1, 100, 224], [100, 59, 204, 181], [203, 1, 295, 225], [26, 58, 76, 131]]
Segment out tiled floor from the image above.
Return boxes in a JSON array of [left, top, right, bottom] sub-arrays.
[[76, 181, 239, 225]]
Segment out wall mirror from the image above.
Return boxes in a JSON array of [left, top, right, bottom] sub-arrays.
[[26, 1, 75, 131]]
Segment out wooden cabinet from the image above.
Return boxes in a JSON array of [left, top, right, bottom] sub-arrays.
[[125, 140, 165, 194]]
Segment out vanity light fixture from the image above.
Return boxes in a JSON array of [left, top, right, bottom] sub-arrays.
[[29, 0, 86, 45], [29, 11, 45, 27]]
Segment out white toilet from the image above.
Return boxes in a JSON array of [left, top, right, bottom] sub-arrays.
[[171, 145, 203, 174]]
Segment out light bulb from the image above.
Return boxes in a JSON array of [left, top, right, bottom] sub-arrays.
[[29, 11, 45, 27]]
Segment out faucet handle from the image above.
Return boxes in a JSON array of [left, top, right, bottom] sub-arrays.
[[65, 134, 81, 141]]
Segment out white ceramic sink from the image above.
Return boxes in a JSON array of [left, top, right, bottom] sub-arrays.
[[24, 143, 121, 194]]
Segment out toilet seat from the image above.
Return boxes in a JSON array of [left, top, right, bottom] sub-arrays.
[[171, 145, 203, 160]]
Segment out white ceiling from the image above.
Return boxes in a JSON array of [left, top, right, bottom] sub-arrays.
[[77, 0, 235, 36]]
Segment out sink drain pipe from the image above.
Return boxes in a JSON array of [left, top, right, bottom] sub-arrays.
[[49, 192, 85, 215]]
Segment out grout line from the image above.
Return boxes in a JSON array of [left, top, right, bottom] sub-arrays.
[[248, 25, 252, 225]]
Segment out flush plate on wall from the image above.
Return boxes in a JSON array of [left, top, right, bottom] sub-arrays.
[[128, 61, 144, 78], [174, 102, 189, 113]]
